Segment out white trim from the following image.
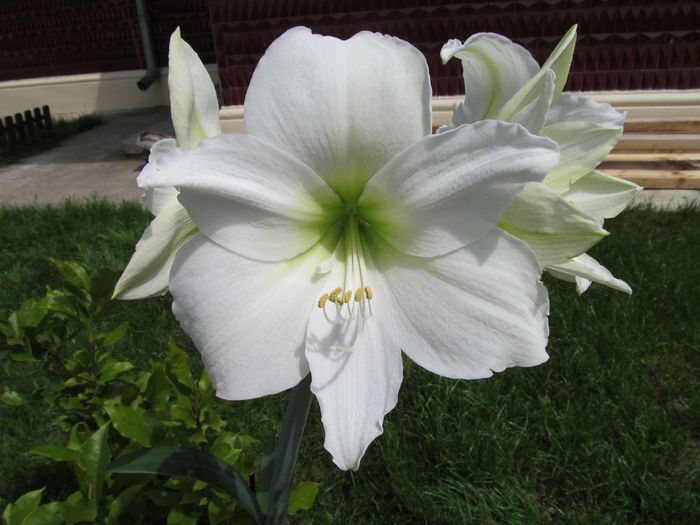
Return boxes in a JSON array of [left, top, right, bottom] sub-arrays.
[[219, 89, 700, 132], [0, 65, 219, 118]]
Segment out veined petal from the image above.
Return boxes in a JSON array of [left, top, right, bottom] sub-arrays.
[[138, 133, 343, 261], [170, 229, 340, 400], [546, 93, 625, 128], [366, 228, 549, 379], [113, 199, 197, 299], [244, 27, 431, 202], [168, 28, 221, 149], [441, 33, 539, 123], [306, 250, 402, 470], [359, 120, 559, 257], [499, 182, 608, 266], [562, 170, 642, 220], [547, 253, 632, 294], [542, 121, 623, 193]]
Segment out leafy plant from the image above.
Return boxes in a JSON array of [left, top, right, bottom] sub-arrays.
[[1, 259, 318, 524]]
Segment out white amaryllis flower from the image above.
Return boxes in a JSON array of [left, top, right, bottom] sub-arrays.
[[442, 26, 641, 294], [138, 27, 560, 470], [113, 28, 220, 299]]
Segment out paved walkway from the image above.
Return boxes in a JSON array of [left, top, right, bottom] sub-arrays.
[[0, 107, 172, 206], [0, 107, 698, 209]]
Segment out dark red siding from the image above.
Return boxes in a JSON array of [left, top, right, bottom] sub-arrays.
[[208, 0, 700, 105]]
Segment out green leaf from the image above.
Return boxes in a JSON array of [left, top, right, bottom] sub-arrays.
[[60, 491, 97, 525], [98, 358, 134, 382], [29, 445, 77, 462], [165, 340, 195, 392], [98, 322, 128, 347], [0, 389, 28, 406], [254, 432, 277, 514], [106, 405, 153, 446], [49, 259, 91, 295], [107, 484, 145, 522], [145, 362, 172, 407], [167, 506, 200, 525], [288, 482, 320, 515], [2, 488, 44, 525], [109, 447, 263, 523], [77, 423, 111, 502]]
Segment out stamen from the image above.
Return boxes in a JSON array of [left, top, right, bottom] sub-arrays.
[[317, 293, 329, 308], [315, 215, 375, 351]]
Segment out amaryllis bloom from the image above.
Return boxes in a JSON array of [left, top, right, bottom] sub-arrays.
[[138, 27, 560, 470], [442, 26, 641, 293], [114, 28, 220, 299]]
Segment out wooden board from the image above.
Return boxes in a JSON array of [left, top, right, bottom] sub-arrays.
[[602, 169, 700, 189]]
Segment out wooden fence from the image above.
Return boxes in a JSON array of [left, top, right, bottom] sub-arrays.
[[0, 106, 52, 147]]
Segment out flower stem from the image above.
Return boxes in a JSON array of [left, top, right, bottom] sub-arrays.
[[264, 373, 313, 524]]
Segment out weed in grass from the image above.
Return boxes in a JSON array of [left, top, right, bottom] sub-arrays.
[[1, 201, 699, 522]]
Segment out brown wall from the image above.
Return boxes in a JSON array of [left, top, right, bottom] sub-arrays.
[[1, 1, 697, 103], [0, 0, 214, 82], [209, 0, 700, 105]]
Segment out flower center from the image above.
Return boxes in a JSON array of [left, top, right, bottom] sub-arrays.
[[316, 213, 373, 352]]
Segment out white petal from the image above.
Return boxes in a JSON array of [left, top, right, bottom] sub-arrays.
[[142, 139, 178, 215], [113, 198, 197, 299], [138, 133, 342, 261], [539, 25, 577, 104], [143, 187, 179, 217], [170, 230, 339, 400], [168, 28, 220, 149], [547, 253, 632, 294], [441, 33, 539, 123], [561, 170, 642, 220], [546, 93, 625, 128], [305, 253, 402, 470], [542, 121, 623, 193], [499, 69, 555, 133], [244, 27, 431, 201], [366, 228, 549, 379], [499, 182, 608, 266], [359, 120, 559, 257]]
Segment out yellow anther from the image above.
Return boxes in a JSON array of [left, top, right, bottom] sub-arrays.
[[330, 287, 342, 301], [317, 293, 329, 309], [354, 287, 364, 302], [335, 294, 344, 306], [344, 290, 352, 303], [364, 286, 373, 300]]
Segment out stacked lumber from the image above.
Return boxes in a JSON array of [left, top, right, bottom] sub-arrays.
[[599, 118, 700, 189]]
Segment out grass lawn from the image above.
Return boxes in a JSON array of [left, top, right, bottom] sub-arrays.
[[1, 200, 698, 523]]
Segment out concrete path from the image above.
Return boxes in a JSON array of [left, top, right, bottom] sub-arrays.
[[0, 107, 698, 209], [0, 107, 172, 206]]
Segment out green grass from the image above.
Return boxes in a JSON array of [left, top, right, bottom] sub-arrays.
[[1, 200, 699, 523], [0, 114, 103, 167]]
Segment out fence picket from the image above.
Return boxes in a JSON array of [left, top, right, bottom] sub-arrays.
[[1, 106, 53, 147]]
